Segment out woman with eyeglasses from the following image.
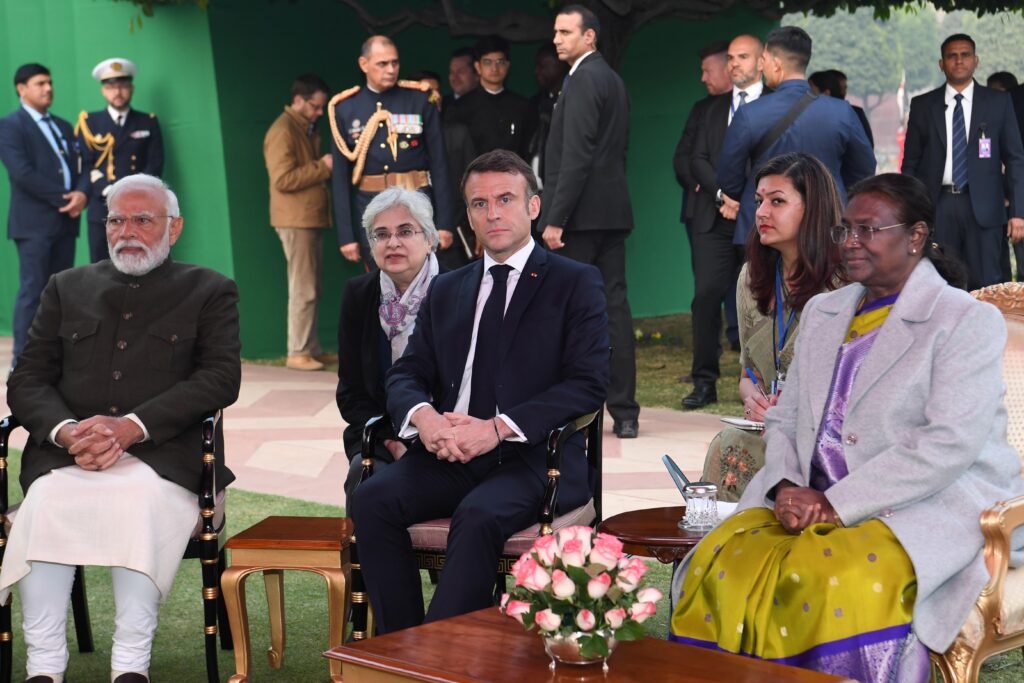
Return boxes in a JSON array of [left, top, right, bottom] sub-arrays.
[[671, 173, 1024, 682], [701, 152, 845, 501], [336, 187, 440, 496]]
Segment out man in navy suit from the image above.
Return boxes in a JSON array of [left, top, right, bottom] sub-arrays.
[[0, 63, 87, 366], [902, 34, 1024, 290], [76, 58, 164, 263], [716, 26, 875, 246], [350, 149, 609, 633]]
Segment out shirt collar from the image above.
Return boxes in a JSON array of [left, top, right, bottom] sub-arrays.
[[108, 105, 130, 121], [483, 86, 505, 95], [945, 80, 975, 103], [734, 81, 764, 100], [21, 101, 47, 121], [483, 238, 535, 274], [569, 51, 595, 75]]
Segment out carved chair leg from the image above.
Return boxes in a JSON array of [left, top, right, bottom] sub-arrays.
[[932, 638, 983, 683], [348, 541, 370, 641], [263, 569, 286, 669], [70, 565, 94, 653], [1, 594, 12, 683], [217, 549, 234, 651], [201, 554, 221, 683]]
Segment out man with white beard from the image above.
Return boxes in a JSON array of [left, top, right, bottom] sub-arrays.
[[2, 173, 241, 683]]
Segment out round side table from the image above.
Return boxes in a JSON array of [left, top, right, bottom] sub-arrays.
[[597, 506, 706, 564]]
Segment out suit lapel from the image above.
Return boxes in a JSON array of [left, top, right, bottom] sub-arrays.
[[806, 287, 859, 429], [930, 88, 947, 149], [499, 246, 548, 361]]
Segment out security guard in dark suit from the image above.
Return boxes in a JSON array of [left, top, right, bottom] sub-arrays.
[[75, 58, 164, 263], [330, 36, 454, 264]]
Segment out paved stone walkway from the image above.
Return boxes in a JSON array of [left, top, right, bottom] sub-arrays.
[[0, 337, 723, 518]]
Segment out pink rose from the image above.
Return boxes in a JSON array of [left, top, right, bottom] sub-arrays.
[[590, 533, 624, 569], [587, 572, 612, 599], [513, 556, 551, 591], [505, 599, 531, 624], [561, 538, 586, 567], [575, 608, 596, 631], [616, 567, 644, 592], [635, 587, 663, 604], [605, 607, 627, 629], [531, 534, 558, 566], [535, 608, 562, 632], [630, 600, 657, 623], [551, 569, 576, 599], [500, 593, 510, 609], [557, 525, 593, 558]]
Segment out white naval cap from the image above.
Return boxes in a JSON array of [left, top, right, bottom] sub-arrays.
[[92, 58, 137, 82]]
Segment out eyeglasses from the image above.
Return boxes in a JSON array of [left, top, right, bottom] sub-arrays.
[[480, 58, 509, 68], [830, 222, 908, 244], [369, 227, 425, 244], [105, 214, 175, 230]]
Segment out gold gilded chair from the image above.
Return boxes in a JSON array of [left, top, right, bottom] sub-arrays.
[[348, 410, 603, 638], [931, 282, 1024, 682]]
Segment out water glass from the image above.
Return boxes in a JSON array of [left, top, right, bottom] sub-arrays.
[[680, 482, 718, 531]]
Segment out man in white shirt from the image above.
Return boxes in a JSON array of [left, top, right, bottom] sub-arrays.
[[682, 34, 764, 410], [350, 150, 609, 633], [902, 33, 1024, 289]]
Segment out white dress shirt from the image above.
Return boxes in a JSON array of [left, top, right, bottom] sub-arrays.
[[21, 102, 71, 191], [399, 239, 536, 442], [943, 81, 974, 186], [107, 105, 129, 126], [728, 81, 764, 125]]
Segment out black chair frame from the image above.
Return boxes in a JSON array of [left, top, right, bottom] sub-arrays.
[[0, 413, 232, 683]]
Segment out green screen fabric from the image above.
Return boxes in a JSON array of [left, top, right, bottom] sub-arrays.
[[0, 0, 773, 357]]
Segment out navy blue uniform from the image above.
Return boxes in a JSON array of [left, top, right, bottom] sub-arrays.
[[331, 85, 454, 256], [77, 108, 164, 261]]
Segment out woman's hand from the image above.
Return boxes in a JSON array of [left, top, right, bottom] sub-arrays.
[[773, 486, 841, 534], [743, 392, 776, 422]]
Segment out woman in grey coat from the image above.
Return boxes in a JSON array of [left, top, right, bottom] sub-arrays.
[[670, 173, 1024, 682]]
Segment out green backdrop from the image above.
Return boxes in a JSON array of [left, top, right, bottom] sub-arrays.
[[0, 0, 773, 358]]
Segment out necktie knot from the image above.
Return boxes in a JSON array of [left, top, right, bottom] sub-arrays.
[[955, 93, 963, 104], [738, 91, 748, 103], [489, 264, 512, 285]]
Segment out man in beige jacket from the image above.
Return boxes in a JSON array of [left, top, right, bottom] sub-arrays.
[[264, 73, 334, 370]]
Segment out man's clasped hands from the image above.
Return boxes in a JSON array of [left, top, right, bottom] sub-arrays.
[[55, 415, 144, 471], [410, 406, 513, 463]]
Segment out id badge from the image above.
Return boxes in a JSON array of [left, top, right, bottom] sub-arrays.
[[979, 136, 992, 159]]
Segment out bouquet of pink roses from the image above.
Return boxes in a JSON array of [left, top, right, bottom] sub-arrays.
[[500, 525, 662, 659]]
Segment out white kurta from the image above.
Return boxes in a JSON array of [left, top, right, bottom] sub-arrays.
[[0, 454, 197, 603]]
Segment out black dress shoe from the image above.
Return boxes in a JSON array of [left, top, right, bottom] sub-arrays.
[[25, 677, 57, 683], [112, 674, 148, 683], [682, 384, 717, 409], [613, 419, 639, 439]]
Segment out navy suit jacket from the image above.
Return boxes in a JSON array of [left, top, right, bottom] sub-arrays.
[[385, 244, 609, 503], [717, 79, 875, 244], [0, 106, 86, 240], [902, 83, 1024, 228], [78, 108, 164, 224]]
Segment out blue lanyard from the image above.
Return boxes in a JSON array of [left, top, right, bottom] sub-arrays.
[[773, 264, 796, 374]]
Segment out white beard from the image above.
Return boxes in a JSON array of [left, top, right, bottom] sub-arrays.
[[109, 229, 171, 276]]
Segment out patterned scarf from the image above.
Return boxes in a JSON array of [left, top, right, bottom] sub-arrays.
[[378, 252, 439, 362]]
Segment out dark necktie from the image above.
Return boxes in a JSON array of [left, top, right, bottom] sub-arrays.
[[952, 93, 968, 188], [468, 264, 512, 419], [117, 114, 125, 127], [42, 115, 68, 160], [730, 90, 748, 120]]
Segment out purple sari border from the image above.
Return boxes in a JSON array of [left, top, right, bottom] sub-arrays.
[[668, 622, 912, 666]]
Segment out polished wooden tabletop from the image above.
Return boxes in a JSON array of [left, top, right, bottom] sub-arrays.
[[325, 608, 847, 683], [224, 515, 353, 551], [597, 506, 706, 563]]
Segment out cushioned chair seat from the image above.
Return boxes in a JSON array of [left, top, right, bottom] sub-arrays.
[[408, 499, 597, 555], [959, 564, 1024, 648]]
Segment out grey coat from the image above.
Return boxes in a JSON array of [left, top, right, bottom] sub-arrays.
[[736, 258, 1024, 652]]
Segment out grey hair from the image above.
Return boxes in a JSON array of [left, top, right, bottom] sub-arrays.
[[361, 35, 396, 58], [361, 187, 438, 249], [106, 173, 180, 217]]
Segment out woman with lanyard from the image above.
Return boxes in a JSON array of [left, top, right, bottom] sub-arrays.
[[700, 152, 845, 501]]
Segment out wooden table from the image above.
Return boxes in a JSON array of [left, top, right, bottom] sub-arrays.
[[222, 516, 353, 683], [597, 506, 705, 564], [325, 607, 848, 682]]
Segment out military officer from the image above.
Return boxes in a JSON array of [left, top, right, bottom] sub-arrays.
[[329, 35, 454, 263], [75, 58, 164, 262]]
